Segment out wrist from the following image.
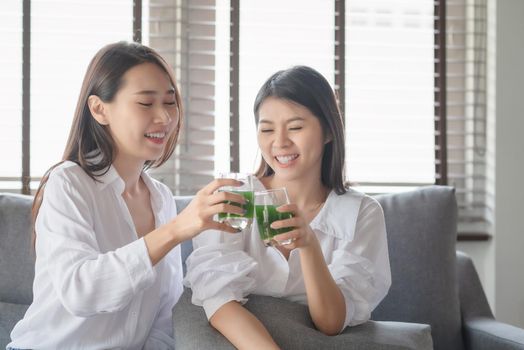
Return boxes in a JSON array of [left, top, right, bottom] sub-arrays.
[[299, 229, 321, 253], [167, 217, 187, 246]]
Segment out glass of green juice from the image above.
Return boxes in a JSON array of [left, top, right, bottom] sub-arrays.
[[254, 188, 294, 247], [217, 172, 254, 230]]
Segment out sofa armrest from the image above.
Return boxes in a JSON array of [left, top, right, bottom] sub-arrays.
[[172, 288, 234, 350], [457, 252, 524, 349], [173, 288, 432, 350], [456, 251, 494, 320], [464, 317, 524, 350]]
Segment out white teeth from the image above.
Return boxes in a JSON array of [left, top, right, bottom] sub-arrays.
[[145, 132, 166, 139], [276, 154, 298, 164]]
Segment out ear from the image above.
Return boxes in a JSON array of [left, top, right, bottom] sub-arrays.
[[87, 95, 109, 125]]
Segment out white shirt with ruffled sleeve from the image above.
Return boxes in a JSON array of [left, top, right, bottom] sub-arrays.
[[184, 178, 391, 330]]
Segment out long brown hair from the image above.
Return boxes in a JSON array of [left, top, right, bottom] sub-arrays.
[[253, 66, 347, 194], [32, 41, 183, 245]]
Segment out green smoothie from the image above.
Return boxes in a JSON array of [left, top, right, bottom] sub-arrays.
[[255, 204, 293, 243], [218, 190, 254, 220]]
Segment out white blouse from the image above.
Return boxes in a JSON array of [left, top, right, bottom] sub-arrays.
[[184, 180, 391, 330], [8, 161, 183, 350]]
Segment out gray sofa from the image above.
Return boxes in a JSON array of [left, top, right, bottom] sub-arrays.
[[1, 187, 524, 349]]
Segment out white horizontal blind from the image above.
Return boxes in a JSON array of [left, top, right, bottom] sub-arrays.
[[447, 0, 492, 235], [213, 0, 230, 176], [150, 0, 492, 240], [237, 0, 335, 173], [147, 0, 178, 190], [30, 0, 133, 185], [345, 0, 435, 191], [0, 1, 22, 191], [148, 0, 216, 195]]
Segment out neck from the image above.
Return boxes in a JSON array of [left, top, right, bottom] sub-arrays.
[[112, 154, 145, 196]]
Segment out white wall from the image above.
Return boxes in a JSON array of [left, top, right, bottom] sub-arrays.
[[458, 0, 524, 329], [493, 0, 524, 328], [456, 241, 495, 310]]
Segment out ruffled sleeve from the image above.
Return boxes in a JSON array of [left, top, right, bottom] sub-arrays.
[[323, 194, 391, 329], [183, 229, 258, 319]]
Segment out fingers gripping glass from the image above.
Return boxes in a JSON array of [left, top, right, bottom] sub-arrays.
[[217, 172, 254, 230], [255, 188, 294, 247]]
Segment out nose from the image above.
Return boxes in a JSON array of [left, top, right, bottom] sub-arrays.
[[155, 106, 173, 125], [273, 128, 291, 148]]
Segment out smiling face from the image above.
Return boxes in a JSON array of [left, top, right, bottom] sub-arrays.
[[96, 62, 179, 163], [257, 97, 326, 184]]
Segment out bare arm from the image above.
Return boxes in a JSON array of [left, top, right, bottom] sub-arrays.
[[299, 236, 346, 335], [209, 301, 280, 350], [272, 204, 346, 335], [144, 178, 245, 265]]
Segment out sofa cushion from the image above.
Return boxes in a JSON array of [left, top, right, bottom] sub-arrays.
[[0, 302, 30, 349], [0, 193, 35, 305], [372, 186, 463, 350], [173, 288, 433, 350]]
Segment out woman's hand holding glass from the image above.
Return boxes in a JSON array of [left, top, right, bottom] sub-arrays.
[[172, 178, 247, 243], [217, 173, 254, 230], [269, 203, 316, 250]]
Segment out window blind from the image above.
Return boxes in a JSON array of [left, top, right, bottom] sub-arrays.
[[0, 1, 23, 192], [29, 0, 133, 188], [1, 0, 491, 240], [148, 0, 217, 195], [345, 0, 436, 190], [147, 0, 178, 190], [234, 0, 335, 173], [446, 0, 492, 237]]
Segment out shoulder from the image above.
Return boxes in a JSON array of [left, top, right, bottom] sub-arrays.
[[39, 162, 97, 221], [331, 187, 365, 203], [330, 188, 383, 214], [46, 161, 97, 193], [318, 188, 383, 241], [348, 189, 384, 218]]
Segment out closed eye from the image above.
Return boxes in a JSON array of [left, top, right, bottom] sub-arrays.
[[164, 102, 177, 106], [260, 129, 273, 133], [289, 127, 302, 131], [138, 102, 153, 107]]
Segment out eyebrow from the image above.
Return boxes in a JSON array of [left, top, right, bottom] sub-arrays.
[[134, 89, 175, 95], [258, 116, 305, 124]]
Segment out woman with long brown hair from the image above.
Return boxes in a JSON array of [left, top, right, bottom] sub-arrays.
[[8, 41, 244, 349]]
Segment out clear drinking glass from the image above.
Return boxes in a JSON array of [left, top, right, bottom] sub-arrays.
[[217, 172, 254, 230], [254, 188, 294, 246]]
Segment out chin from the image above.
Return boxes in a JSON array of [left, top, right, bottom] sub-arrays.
[[142, 151, 163, 162], [272, 168, 304, 182]]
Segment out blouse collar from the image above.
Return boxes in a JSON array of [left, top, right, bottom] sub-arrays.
[[86, 153, 164, 212]]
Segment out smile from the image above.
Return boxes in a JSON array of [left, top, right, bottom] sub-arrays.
[[144, 132, 166, 139], [275, 154, 299, 164]]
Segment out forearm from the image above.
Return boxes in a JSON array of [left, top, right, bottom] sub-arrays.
[[209, 301, 280, 350], [300, 238, 346, 335], [144, 181, 247, 266], [143, 219, 185, 266], [144, 215, 232, 266]]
